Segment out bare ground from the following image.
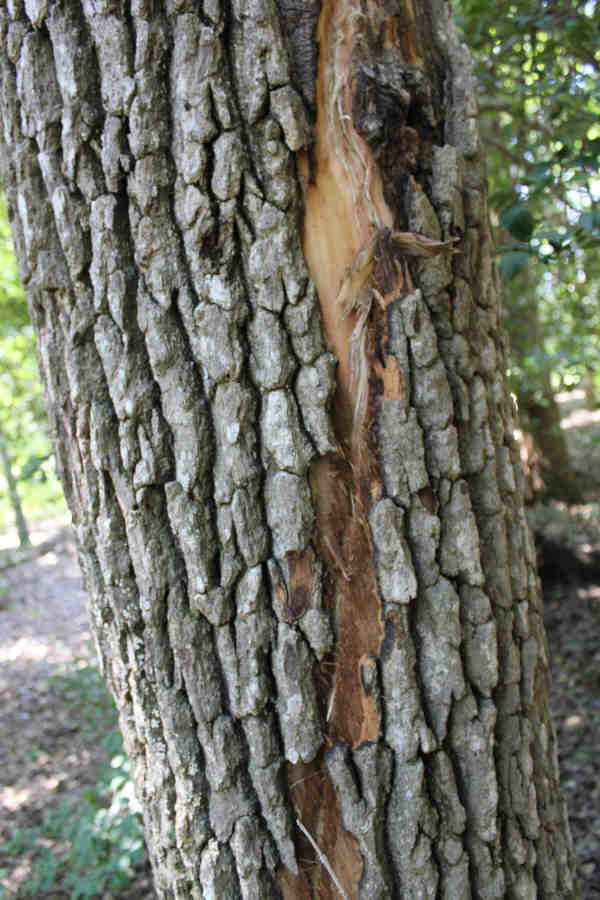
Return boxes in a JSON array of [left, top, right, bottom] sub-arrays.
[[0, 521, 153, 899], [0, 396, 599, 898]]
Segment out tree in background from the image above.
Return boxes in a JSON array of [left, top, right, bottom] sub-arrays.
[[0, 198, 54, 544], [455, 0, 600, 501], [0, 1, 579, 898]]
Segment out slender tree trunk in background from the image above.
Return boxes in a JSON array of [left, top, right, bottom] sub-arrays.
[[0, 1, 579, 897], [582, 367, 597, 411], [0, 427, 30, 546], [507, 294, 583, 505], [522, 396, 583, 505]]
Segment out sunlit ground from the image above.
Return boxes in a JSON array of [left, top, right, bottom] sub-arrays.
[[0, 513, 70, 550], [557, 388, 600, 429]]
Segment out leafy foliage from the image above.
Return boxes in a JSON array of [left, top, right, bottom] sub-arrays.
[[455, 0, 600, 401], [0, 666, 145, 899], [0, 198, 29, 334], [0, 197, 65, 533], [0, 199, 45, 439], [456, 0, 600, 255]]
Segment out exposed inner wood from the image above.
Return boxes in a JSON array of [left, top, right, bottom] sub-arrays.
[[300, 0, 393, 443], [283, 762, 362, 900], [302, 0, 394, 743], [282, 0, 457, 894], [281, 0, 408, 896]]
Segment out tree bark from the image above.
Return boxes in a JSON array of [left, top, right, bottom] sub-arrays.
[[0, 1, 579, 898]]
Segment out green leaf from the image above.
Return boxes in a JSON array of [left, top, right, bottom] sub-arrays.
[[536, 229, 564, 249], [580, 209, 600, 233], [529, 161, 553, 185], [17, 453, 52, 482], [500, 203, 536, 241], [499, 250, 530, 279]]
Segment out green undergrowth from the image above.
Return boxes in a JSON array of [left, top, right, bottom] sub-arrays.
[[0, 666, 145, 899]]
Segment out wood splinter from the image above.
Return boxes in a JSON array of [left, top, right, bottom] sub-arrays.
[[336, 227, 459, 429], [296, 818, 350, 900]]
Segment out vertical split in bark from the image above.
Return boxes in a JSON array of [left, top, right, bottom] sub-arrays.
[[291, 1, 580, 898]]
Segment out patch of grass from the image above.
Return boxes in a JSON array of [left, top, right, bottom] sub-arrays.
[[0, 582, 12, 611], [1, 667, 146, 899], [46, 663, 117, 738]]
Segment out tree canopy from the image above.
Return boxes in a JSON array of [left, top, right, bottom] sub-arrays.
[[456, 0, 600, 401]]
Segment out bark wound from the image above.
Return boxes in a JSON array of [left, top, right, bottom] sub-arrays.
[[1, 0, 581, 894], [284, 763, 363, 900], [286, 548, 317, 621], [284, 1, 431, 896]]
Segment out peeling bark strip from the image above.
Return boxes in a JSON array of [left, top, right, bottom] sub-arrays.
[[0, 2, 579, 900], [289, 0, 579, 896]]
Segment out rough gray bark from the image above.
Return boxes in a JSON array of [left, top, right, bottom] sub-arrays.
[[0, 1, 579, 899]]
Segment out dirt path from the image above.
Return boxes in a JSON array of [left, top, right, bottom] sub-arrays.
[[0, 522, 154, 899], [0, 519, 96, 827], [0, 518, 92, 688], [1, 509, 599, 897]]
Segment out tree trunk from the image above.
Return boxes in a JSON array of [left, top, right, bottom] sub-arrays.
[[0, 426, 30, 546], [506, 289, 583, 505], [583, 368, 597, 411], [0, 1, 579, 898], [522, 395, 583, 505]]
